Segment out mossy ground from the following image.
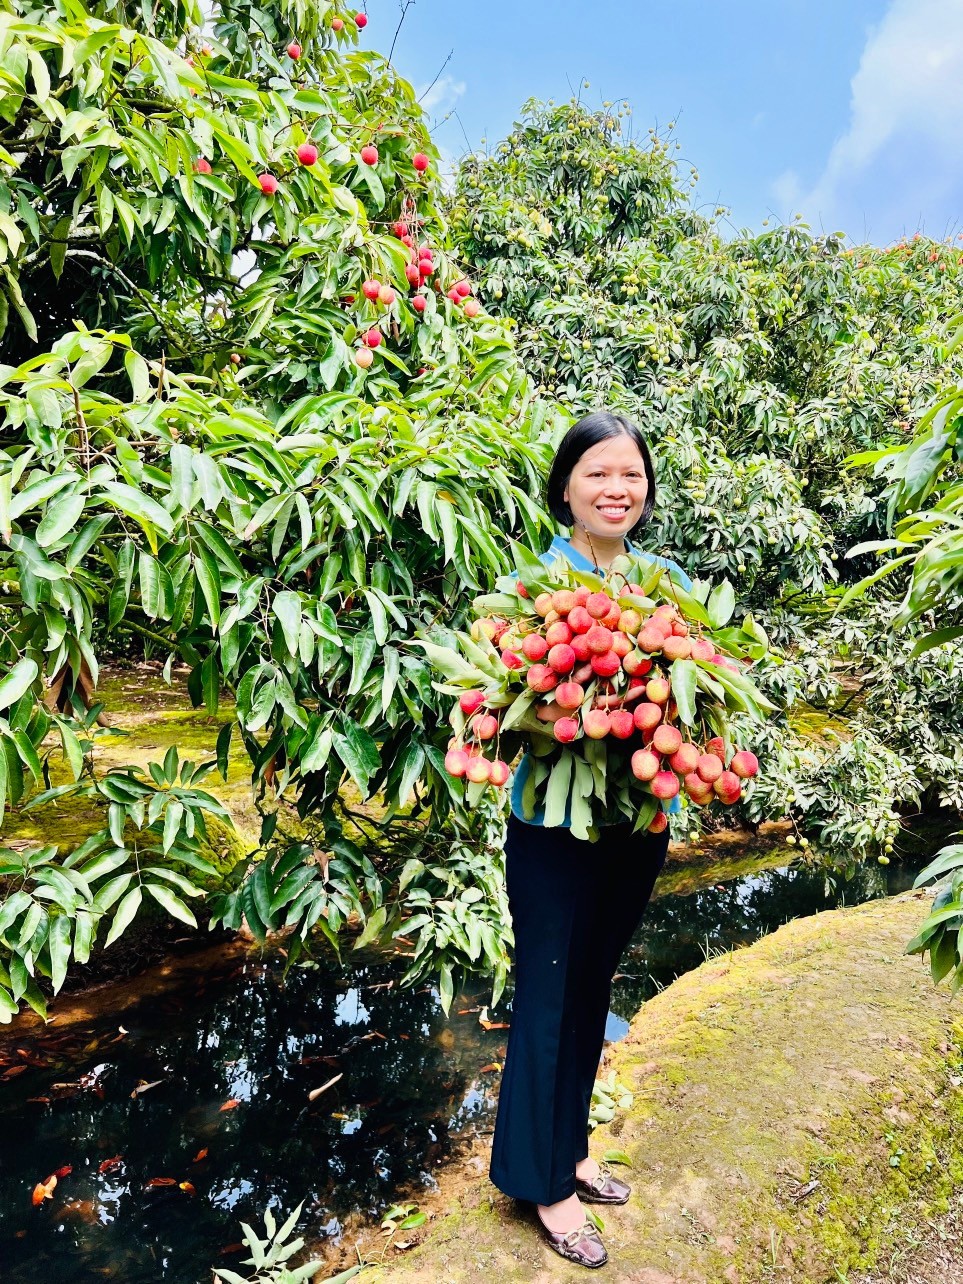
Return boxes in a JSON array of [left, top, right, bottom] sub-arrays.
[[355, 893, 963, 1284]]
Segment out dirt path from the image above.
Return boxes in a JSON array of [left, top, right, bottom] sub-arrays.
[[352, 892, 963, 1284]]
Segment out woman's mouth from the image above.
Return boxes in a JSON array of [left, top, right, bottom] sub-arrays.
[[596, 504, 629, 522]]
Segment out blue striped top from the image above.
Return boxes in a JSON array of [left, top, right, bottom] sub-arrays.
[[509, 535, 694, 828]]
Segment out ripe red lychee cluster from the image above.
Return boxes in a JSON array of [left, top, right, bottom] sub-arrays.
[[443, 582, 760, 827], [444, 690, 512, 789]]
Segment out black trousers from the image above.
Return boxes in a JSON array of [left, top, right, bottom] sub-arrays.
[[488, 812, 669, 1205]]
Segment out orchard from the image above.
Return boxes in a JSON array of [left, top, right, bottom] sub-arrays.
[[0, 0, 961, 1023]]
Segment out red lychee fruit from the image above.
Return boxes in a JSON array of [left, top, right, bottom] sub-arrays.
[[297, 142, 318, 166], [445, 748, 469, 777], [471, 713, 498, 741], [661, 635, 692, 661], [633, 702, 663, 732], [354, 347, 374, 369], [631, 748, 661, 781], [522, 633, 549, 661], [466, 757, 492, 784], [545, 620, 573, 647], [355, 12, 368, 27], [591, 650, 621, 678], [363, 328, 382, 348], [651, 771, 681, 800], [413, 294, 428, 313], [573, 585, 591, 606], [669, 743, 700, 776], [555, 681, 585, 710], [618, 609, 642, 635], [551, 589, 576, 615], [645, 677, 671, 705], [361, 145, 379, 166], [405, 263, 422, 286], [652, 724, 683, 756], [463, 299, 480, 318], [526, 664, 558, 693], [332, 17, 344, 30], [705, 736, 726, 759], [554, 716, 580, 743], [714, 771, 742, 804], [622, 652, 653, 677], [586, 591, 613, 619], [567, 606, 594, 634], [570, 633, 592, 662], [393, 220, 409, 238], [413, 151, 430, 172], [193, 157, 213, 174], [258, 172, 279, 194], [671, 620, 689, 637], [501, 648, 523, 670], [683, 773, 715, 805], [362, 278, 381, 300], [649, 810, 669, 833], [609, 710, 635, 739], [696, 754, 724, 783], [610, 632, 633, 659], [459, 690, 486, 716], [583, 709, 611, 739], [287, 41, 302, 58], [378, 285, 396, 305], [533, 593, 555, 617], [548, 643, 577, 674], [489, 759, 511, 787], [690, 637, 715, 661], [585, 624, 614, 655], [454, 279, 472, 298], [730, 750, 759, 779], [516, 581, 530, 599], [638, 625, 665, 653]]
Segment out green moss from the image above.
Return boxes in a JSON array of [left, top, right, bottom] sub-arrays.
[[357, 894, 963, 1284]]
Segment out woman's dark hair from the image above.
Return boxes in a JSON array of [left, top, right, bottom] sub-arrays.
[[546, 411, 657, 536]]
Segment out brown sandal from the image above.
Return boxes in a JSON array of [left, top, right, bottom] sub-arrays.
[[535, 1209, 608, 1268]]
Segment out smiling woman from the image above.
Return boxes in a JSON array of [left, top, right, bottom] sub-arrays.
[[488, 409, 693, 1269]]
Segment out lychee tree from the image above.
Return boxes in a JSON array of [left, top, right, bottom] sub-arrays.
[[449, 97, 963, 860], [0, 0, 567, 1017]]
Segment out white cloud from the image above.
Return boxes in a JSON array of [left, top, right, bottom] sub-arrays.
[[793, 0, 963, 239], [416, 74, 467, 117]]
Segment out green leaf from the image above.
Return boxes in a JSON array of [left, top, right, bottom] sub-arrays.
[[332, 722, 380, 795], [353, 903, 387, 950], [273, 590, 302, 655], [706, 580, 736, 628], [669, 658, 698, 726], [0, 658, 38, 711], [543, 751, 573, 828], [104, 885, 142, 948], [47, 915, 71, 993], [146, 882, 198, 928]]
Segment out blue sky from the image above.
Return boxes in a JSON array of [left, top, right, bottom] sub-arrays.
[[364, 0, 963, 246]]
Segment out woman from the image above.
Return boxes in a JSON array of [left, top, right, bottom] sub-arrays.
[[488, 410, 692, 1269]]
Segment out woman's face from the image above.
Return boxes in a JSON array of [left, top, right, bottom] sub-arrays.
[[563, 434, 649, 540]]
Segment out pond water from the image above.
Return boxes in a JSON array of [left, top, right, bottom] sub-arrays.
[[0, 847, 922, 1283]]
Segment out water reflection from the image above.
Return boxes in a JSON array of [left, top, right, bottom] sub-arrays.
[[0, 851, 920, 1282]]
